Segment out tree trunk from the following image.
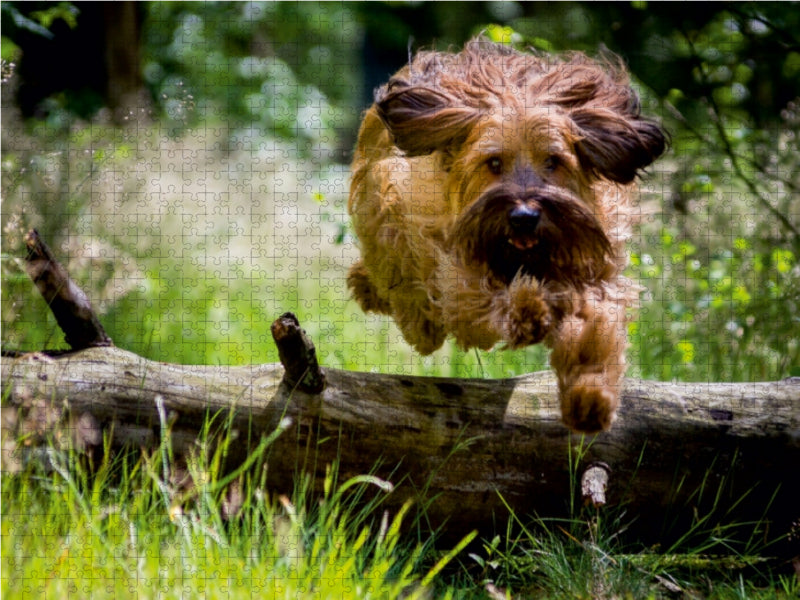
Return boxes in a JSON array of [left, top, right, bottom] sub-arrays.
[[102, 2, 146, 123], [13, 2, 146, 123], [3, 342, 798, 553]]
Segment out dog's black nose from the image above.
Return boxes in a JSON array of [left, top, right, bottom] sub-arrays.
[[509, 205, 541, 231]]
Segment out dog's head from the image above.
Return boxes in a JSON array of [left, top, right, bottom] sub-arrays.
[[374, 40, 666, 286]]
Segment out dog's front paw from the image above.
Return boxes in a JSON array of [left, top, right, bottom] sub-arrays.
[[560, 373, 619, 433], [504, 300, 553, 347], [500, 278, 553, 347]]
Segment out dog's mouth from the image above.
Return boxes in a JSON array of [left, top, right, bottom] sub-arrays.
[[494, 229, 609, 287], [508, 235, 539, 251], [492, 234, 552, 283]]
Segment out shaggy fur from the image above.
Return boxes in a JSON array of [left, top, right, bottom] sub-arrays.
[[347, 39, 666, 432]]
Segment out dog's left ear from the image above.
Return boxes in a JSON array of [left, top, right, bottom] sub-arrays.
[[571, 107, 666, 184]]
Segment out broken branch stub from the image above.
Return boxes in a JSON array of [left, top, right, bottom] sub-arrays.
[[581, 461, 611, 507], [24, 229, 112, 350], [270, 312, 325, 393]]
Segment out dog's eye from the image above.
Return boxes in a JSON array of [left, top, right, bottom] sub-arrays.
[[486, 157, 503, 175], [543, 155, 561, 172]]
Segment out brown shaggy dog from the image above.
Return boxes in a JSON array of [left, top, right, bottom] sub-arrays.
[[347, 39, 666, 432]]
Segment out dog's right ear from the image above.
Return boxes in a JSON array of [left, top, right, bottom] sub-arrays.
[[571, 107, 667, 184], [376, 84, 481, 156]]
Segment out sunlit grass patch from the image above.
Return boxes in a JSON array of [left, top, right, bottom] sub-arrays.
[[1, 411, 477, 599]]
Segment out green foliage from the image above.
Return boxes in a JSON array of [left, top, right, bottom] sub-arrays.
[[1, 1, 77, 42], [141, 2, 358, 153], [629, 229, 798, 381]]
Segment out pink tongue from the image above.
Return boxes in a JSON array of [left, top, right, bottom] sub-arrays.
[[510, 238, 537, 251]]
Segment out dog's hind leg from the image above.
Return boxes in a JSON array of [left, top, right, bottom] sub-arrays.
[[348, 244, 447, 355], [388, 289, 448, 355], [348, 260, 445, 353], [347, 260, 392, 315]]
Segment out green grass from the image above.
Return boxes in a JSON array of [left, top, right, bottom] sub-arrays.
[[2, 415, 796, 599], [1, 410, 474, 599]]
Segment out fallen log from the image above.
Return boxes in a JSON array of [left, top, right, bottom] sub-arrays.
[[3, 338, 798, 552]]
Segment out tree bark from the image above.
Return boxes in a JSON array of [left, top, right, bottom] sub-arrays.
[[2, 343, 798, 553]]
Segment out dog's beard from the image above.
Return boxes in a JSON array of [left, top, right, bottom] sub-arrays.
[[448, 186, 613, 287]]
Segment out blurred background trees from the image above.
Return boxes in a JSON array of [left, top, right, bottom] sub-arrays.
[[2, 1, 798, 379]]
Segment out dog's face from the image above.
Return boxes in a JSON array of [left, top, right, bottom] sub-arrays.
[[446, 107, 614, 286], [374, 55, 666, 286]]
